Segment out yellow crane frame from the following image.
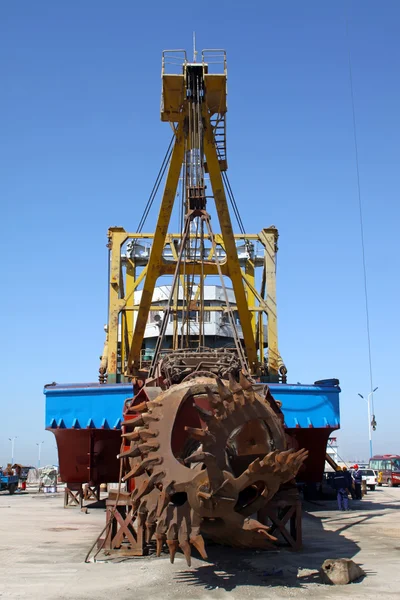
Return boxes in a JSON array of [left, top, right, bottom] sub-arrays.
[[101, 50, 285, 383]]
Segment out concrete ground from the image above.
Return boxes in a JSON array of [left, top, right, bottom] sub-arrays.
[[1, 486, 400, 600]]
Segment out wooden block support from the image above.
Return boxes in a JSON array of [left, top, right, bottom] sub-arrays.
[[102, 497, 145, 556], [84, 484, 101, 502], [64, 483, 84, 508], [257, 487, 303, 551]]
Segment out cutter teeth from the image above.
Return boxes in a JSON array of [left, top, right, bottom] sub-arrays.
[[114, 372, 294, 562], [121, 430, 142, 441], [167, 539, 179, 563], [185, 426, 216, 444], [239, 371, 253, 390], [190, 534, 208, 559], [128, 401, 148, 414], [121, 413, 158, 428], [194, 404, 214, 423], [117, 446, 141, 459], [228, 372, 242, 394], [122, 456, 163, 481], [179, 540, 192, 566], [145, 521, 156, 543], [184, 451, 216, 465], [204, 386, 226, 417], [155, 533, 165, 557], [216, 377, 233, 402]]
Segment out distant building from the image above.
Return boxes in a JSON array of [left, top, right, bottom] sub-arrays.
[[327, 436, 339, 464]]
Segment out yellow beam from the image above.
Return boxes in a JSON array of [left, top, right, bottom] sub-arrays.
[[107, 229, 128, 382], [259, 228, 280, 376], [259, 227, 283, 375], [159, 261, 229, 276], [127, 125, 185, 373], [245, 258, 256, 338], [203, 112, 258, 373], [119, 232, 260, 241]]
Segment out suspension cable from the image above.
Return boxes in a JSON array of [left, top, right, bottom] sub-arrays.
[[346, 21, 375, 409], [214, 142, 245, 235], [135, 135, 175, 234], [221, 170, 246, 235]]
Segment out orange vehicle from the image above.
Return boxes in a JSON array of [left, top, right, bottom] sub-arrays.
[[369, 455, 400, 487]]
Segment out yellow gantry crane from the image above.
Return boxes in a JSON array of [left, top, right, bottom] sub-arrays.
[[100, 49, 286, 384]]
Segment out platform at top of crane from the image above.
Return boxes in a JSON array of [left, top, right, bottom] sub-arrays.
[[161, 49, 227, 122]]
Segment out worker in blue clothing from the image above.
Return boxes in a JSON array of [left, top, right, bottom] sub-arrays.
[[332, 467, 350, 511], [343, 466, 355, 499], [353, 465, 363, 499]]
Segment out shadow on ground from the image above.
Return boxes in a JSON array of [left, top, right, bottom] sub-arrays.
[[173, 509, 374, 591]]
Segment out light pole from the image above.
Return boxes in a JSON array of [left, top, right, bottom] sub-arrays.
[[8, 437, 17, 465], [358, 386, 378, 459], [36, 441, 44, 469]]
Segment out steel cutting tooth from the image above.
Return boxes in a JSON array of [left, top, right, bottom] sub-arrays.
[[260, 451, 279, 470], [146, 521, 157, 543], [156, 493, 170, 517], [122, 456, 163, 481], [244, 390, 255, 404], [117, 445, 141, 459], [138, 441, 160, 454], [167, 539, 179, 563], [148, 470, 166, 487], [147, 401, 163, 410], [216, 377, 233, 402], [121, 413, 159, 428], [132, 478, 155, 502], [189, 510, 208, 559], [190, 535, 207, 559], [184, 451, 216, 465], [247, 457, 262, 473], [121, 430, 142, 441], [155, 533, 166, 557], [204, 386, 226, 417], [275, 449, 292, 465], [156, 483, 174, 517], [179, 540, 191, 566], [194, 404, 215, 423], [121, 415, 145, 428], [127, 401, 148, 414], [228, 372, 242, 394], [184, 426, 216, 444], [155, 517, 167, 556], [145, 505, 158, 543], [166, 523, 179, 564], [239, 371, 253, 390]]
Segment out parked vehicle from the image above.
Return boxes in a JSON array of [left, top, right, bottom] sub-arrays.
[[0, 474, 19, 494], [369, 455, 400, 487], [350, 468, 377, 491]]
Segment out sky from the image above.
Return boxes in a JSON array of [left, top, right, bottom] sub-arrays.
[[1, 1, 399, 467]]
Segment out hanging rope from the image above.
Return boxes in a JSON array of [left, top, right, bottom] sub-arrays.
[[135, 135, 175, 234], [346, 21, 375, 409]]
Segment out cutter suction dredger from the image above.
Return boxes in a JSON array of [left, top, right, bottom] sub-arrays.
[[45, 49, 340, 561]]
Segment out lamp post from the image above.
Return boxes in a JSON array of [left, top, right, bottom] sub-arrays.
[[8, 437, 17, 465], [358, 386, 378, 459], [36, 441, 44, 469]]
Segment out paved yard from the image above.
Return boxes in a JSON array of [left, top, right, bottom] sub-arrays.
[[1, 486, 400, 599]]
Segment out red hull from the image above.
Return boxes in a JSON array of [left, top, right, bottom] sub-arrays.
[[286, 427, 333, 483], [52, 429, 121, 485], [51, 425, 333, 486]]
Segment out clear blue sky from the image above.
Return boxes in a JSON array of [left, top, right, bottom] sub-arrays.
[[1, 1, 399, 467]]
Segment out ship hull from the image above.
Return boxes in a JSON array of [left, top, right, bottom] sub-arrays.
[[45, 380, 340, 485]]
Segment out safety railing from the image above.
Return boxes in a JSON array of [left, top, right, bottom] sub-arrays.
[[202, 49, 227, 74], [162, 50, 187, 75]]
